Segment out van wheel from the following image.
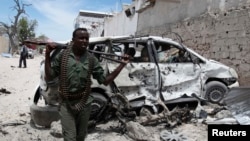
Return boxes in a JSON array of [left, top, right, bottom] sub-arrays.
[[90, 92, 108, 120], [205, 81, 228, 104], [88, 92, 108, 132]]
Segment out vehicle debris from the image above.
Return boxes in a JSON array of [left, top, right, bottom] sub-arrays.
[[224, 87, 250, 125], [0, 88, 11, 94], [0, 126, 8, 135], [160, 130, 188, 141], [1, 120, 26, 127], [126, 121, 153, 141], [136, 104, 192, 127]]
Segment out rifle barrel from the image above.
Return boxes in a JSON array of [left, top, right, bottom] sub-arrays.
[[24, 40, 67, 49]]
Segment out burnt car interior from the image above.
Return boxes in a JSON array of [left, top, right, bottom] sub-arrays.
[[89, 40, 152, 63], [155, 42, 190, 63]]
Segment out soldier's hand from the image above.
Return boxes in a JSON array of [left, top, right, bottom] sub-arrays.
[[121, 54, 131, 64], [45, 43, 57, 55]]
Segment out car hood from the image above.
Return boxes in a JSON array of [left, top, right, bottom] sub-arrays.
[[208, 59, 225, 65], [203, 59, 237, 79]]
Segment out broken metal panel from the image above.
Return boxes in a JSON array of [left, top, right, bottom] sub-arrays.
[[224, 87, 250, 125], [108, 62, 161, 108], [159, 63, 201, 86], [206, 118, 238, 125], [39, 62, 48, 90], [161, 80, 202, 101], [203, 60, 233, 78], [187, 48, 238, 83], [159, 63, 203, 101], [109, 63, 157, 86]]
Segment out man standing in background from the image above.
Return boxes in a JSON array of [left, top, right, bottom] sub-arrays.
[[19, 41, 28, 68]]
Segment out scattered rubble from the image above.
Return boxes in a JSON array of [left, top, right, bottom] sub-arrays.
[[45, 97, 248, 141], [160, 130, 188, 141], [224, 87, 250, 125], [0, 88, 11, 94]]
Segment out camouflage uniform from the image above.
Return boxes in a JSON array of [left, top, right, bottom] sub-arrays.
[[49, 47, 105, 141]]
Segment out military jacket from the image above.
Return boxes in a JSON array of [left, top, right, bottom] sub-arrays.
[[50, 47, 106, 103]]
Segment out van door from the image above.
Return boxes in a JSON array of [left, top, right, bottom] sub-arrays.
[[106, 40, 160, 108], [155, 42, 203, 102]]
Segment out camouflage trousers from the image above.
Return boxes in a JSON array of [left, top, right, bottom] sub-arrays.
[[59, 101, 91, 141]]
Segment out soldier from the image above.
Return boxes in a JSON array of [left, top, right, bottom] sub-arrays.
[[44, 27, 130, 141]]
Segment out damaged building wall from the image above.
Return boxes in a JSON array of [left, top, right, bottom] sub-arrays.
[[104, 3, 138, 36], [137, 0, 250, 31], [0, 36, 9, 53], [136, 0, 250, 86]]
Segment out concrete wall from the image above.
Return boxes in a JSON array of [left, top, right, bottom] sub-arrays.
[[137, 0, 250, 31], [0, 36, 9, 53], [104, 3, 138, 36], [136, 0, 250, 86]]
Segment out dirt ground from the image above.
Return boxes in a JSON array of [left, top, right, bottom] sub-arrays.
[[0, 54, 208, 141]]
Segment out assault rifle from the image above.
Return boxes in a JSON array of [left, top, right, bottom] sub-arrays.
[[24, 40, 131, 64], [24, 40, 68, 49]]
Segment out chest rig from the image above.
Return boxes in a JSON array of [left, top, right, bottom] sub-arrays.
[[59, 46, 94, 112]]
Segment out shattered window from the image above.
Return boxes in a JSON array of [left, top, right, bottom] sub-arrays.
[[131, 45, 149, 62], [89, 44, 106, 61], [158, 47, 191, 63], [156, 44, 172, 63], [157, 44, 190, 63]]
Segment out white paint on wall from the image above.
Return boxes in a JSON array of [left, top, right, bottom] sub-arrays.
[[0, 36, 9, 53], [207, 0, 212, 12], [219, 0, 226, 12], [104, 2, 138, 36]]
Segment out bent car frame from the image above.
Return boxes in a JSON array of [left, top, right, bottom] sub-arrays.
[[30, 35, 239, 127]]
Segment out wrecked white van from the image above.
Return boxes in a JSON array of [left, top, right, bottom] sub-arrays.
[[30, 35, 239, 127], [94, 36, 239, 110]]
